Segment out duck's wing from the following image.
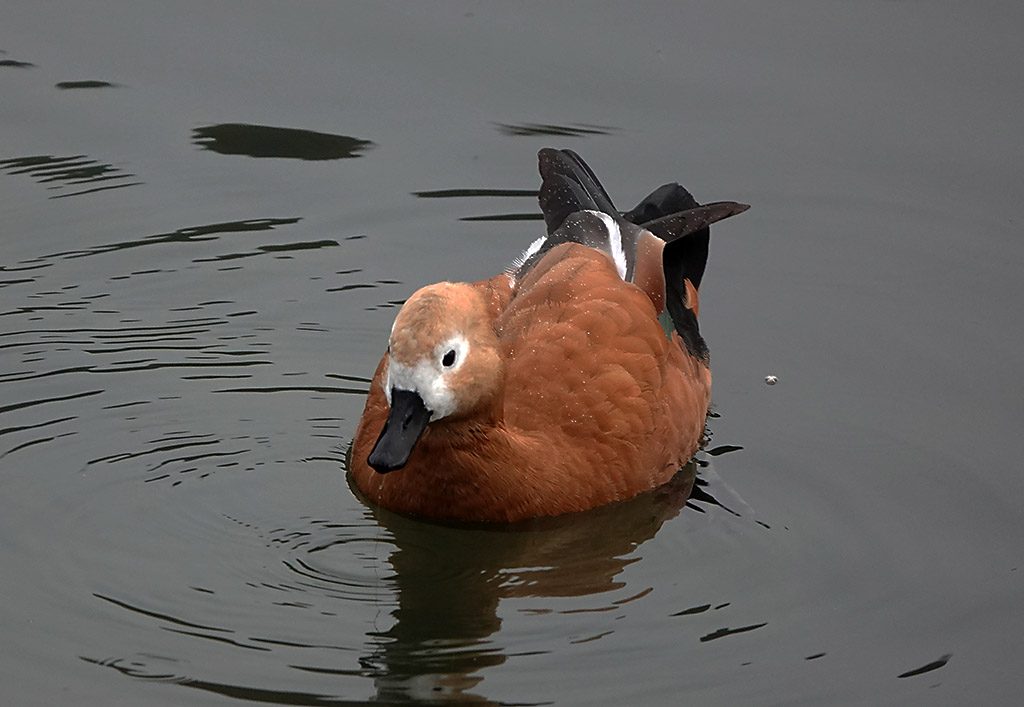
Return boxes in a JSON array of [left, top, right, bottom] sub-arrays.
[[515, 149, 749, 364]]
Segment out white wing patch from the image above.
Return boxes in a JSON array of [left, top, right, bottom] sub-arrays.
[[593, 211, 627, 280], [507, 210, 631, 284]]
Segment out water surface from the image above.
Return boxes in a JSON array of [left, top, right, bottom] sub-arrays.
[[2, 2, 1023, 705]]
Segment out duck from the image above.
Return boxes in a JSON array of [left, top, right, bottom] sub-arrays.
[[350, 149, 748, 522]]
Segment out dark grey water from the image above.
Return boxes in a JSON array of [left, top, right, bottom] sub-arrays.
[[2, 2, 1023, 705]]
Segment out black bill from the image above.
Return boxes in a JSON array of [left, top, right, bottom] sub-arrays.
[[367, 388, 432, 473]]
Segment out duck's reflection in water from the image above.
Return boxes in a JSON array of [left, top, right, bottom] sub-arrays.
[[351, 463, 698, 704]]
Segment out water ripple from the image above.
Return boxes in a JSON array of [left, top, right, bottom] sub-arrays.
[[493, 122, 617, 137], [0, 154, 142, 198], [0, 58, 36, 69], [80, 656, 386, 707], [36, 218, 303, 262], [410, 184, 542, 224], [55, 80, 118, 90]]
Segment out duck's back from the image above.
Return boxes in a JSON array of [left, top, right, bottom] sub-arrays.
[[494, 242, 711, 494]]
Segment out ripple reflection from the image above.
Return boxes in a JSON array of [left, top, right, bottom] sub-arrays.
[[412, 184, 541, 224], [55, 80, 118, 89], [82, 656, 376, 707], [0, 154, 142, 198], [34, 217, 303, 261], [494, 122, 616, 138], [0, 58, 36, 69]]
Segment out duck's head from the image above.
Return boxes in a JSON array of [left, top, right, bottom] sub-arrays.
[[367, 282, 504, 473]]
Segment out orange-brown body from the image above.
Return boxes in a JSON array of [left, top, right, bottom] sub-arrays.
[[351, 243, 711, 522]]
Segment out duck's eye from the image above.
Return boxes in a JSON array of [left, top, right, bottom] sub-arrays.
[[442, 349, 456, 368]]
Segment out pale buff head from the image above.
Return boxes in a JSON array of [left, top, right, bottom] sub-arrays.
[[384, 282, 504, 423]]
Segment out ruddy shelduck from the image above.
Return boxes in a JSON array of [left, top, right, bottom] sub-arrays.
[[351, 149, 748, 522]]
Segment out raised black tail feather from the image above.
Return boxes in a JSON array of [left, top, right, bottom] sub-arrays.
[[631, 200, 749, 290], [622, 182, 701, 223], [623, 180, 748, 287], [623, 186, 748, 363], [538, 148, 619, 234]]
